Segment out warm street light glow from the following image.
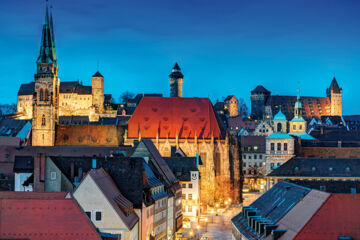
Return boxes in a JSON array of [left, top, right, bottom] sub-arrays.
[[190, 231, 193, 236], [210, 209, 214, 214], [228, 198, 232, 203], [196, 225, 200, 230], [205, 218, 208, 222], [225, 201, 228, 205], [215, 203, 219, 208]]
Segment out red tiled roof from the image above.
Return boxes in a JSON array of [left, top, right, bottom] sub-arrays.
[[267, 96, 331, 120], [127, 97, 222, 139], [86, 168, 139, 230], [0, 192, 101, 240], [294, 194, 360, 240]]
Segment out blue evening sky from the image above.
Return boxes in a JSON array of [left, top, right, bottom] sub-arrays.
[[1, 0, 360, 114]]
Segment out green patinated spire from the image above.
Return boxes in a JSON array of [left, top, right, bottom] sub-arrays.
[[37, 1, 56, 65]]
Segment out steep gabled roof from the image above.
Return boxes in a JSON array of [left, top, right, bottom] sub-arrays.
[[294, 194, 360, 240], [0, 192, 101, 240], [85, 168, 139, 230], [128, 97, 223, 139], [18, 82, 35, 95]]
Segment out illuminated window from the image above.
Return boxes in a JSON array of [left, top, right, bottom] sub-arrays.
[[39, 88, 44, 101]]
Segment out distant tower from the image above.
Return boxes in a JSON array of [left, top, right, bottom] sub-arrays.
[[250, 85, 271, 119], [169, 63, 184, 97], [92, 71, 104, 112], [224, 95, 239, 117], [32, 3, 59, 146], [326, 77, 342, 116], [289, 90, 306, 133]]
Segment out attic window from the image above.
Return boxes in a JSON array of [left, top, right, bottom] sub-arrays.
[[294, 167, 299, 171], [312, 167, 316, 171], [346, 167, 350, 172], [329, 167, 333, 171]]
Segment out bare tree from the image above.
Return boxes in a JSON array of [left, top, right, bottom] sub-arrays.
[[118, 91, 134, 104]]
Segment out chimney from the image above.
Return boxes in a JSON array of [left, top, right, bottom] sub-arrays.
[[265, 225, 278, 237], [338, 141, 342, 148], [33, 154, 45, 192]]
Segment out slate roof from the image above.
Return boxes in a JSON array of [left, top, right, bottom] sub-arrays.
[[251, 85, 270, 94], [14, 156, 33, 173], [224, 95, 235, 101], [18, 81, 92, 96], [327, 77, 341, 94], [85, 168, 139, 230], [231, 181, 311, 239], [128, 97, 223, 139], [142, 139, 177, 183], [92, 71, 103, 77], [0, 192, 101, 240], [288, 180, 360, 194], [267, 157, 360, 178], [0, 119, 30, 137], [17, 82, 35, 95], [50, 156, 157, 208], [164, 157, 199, 181], [343, 115, 360, 130], [127, 93, 163, 106], [294, 194, 360, 240]]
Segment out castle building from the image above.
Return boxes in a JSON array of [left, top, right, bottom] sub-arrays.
[[169, 63, 183, 98], [16, 6, 110, 121], [250, 77, 343, 120]]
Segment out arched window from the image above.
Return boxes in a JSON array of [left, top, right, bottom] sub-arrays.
[[39, 89, 44, 101], [44, 89, 49, 101], [41, 114, 46, 126], [277, 123, 282, 132]]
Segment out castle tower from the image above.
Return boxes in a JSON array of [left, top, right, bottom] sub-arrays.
[[326, 77, 342, 116], [224, 95, 239, 117], [250, 85, 271, 119], [32, 3, 59, 146], [169, 62, 183, 97], [92, 71, 104, 112], [289, 90, 306, 133]]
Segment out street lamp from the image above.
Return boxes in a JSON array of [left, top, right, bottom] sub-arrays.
[[205, 218, 208, 232], [196, 225, 200, 240], [210, 209, 214, 223], [189, 231, 193, 240]]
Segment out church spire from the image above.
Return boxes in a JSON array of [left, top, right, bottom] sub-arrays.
[[37, 1, 56, 65]]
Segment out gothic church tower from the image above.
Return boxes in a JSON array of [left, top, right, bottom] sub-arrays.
[[169, 63, 183, 97], [32, 3, 59, 146]]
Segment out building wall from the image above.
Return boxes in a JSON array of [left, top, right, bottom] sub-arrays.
[[73, 175, 138, 239], [330, 91, 342, 116], [253, 120, 273, 136], [59, 93, 93, 116], [17, 95, 33, 119], [92, 75, 104, 111], [44, 157, 73, 192], [141, 205, 155, 240], [167, 196, 175, 239], [181, 171, 200, 223], [265, 138, 295, 174]]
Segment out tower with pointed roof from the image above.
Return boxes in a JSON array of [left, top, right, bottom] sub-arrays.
[[92, 71, 104, 113], [273, 107, 287, 133], [289, 90, 307, 134], [326, 77, 342, 116], [169, 63, 183, 97], [32, 2, 59, 146]]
